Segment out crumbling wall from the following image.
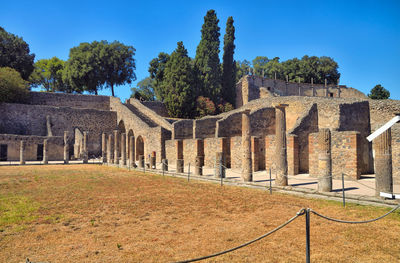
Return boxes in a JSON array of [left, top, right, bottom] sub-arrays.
[[0, 134, 63, 161], [193, 116, 222, 139], [141, 101, 169, 117], [172, 120, 193, 139], [0, 103, 117, 156], [28, 92, 110, 111]]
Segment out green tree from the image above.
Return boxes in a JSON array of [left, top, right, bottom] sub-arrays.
[[0, 27, 35, 80], [236, 60, 251, 82], [63, 40, 136, 96], [0, 67, 30, 103], [221, 16, 236, 105], [130, 77, 155, 101], [148, 52, 170, 101], [368, 84, 390, 99], [63, 42, 102, 94], [252, 56, 269, 77], [162, 42, 196, 118], [194, 10, 221, 102], [30, 57, 66, 92], [101, 41, 136, 97]]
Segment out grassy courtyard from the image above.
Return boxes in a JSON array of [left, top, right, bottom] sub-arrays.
[[0, 165, 399, 262]]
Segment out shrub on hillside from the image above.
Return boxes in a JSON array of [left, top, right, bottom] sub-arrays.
[[0, 67, 30, 103], [196, 96, 216, 118]]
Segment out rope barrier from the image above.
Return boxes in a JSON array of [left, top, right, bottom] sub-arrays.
[[172, 208, 306, 263], [310, 204, 400, 224]]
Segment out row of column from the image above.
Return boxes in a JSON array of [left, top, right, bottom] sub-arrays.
[[103, 130, 148, 168], [18, 130, 78, 164]]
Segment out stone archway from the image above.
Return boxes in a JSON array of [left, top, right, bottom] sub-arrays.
[[136, 136, 144, 161]]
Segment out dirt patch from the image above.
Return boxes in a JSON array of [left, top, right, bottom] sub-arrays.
[[0, 164, 399, 262]]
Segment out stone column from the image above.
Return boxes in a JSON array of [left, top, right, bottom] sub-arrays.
[[374, 129, 393, 197], [101, 133, 106, 163], [150, 151, 156, 169], [83, 131, 88, 163], [318, 129, 332, 192], [215, 152, 225, 178], [138, 155, 145, 168], [113, 130, 119, 164], [19, 141, 25, 165], [129, 136, 135, 167], [64, 131, 69, 164], [275, 104, 288, 186], [195, 156, 203, 175], [107, 134, 112, 164], [43, 139, 48, 164], [121, 133, 126, 166], [46, 115, 53, 137], [241, 110, 252, 182], [176, 140, 184, 173]]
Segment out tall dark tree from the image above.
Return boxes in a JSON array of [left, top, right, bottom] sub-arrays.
[[162, 42, 196, 118], [221, 16, 236, 105], [194, 10, 221, 102], [0, 27, 35, 80], [148, 52, 170, 101], [368, 84, 390, 99]]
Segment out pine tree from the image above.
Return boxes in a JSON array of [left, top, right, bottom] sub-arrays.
[[222, 16, 236, 105], [194, 10, 221, 102], [162, 42, 196, 118]]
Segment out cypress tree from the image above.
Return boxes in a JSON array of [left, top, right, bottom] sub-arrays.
[[162, 42, 196, 118], [194, 10, 221, 102], [222, 16, 236, 105]]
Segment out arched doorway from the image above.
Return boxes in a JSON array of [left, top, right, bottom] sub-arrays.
[[136, 136, 144, 161], [118, 120, 126, 134]]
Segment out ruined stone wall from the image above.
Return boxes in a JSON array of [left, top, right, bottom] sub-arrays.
[[0, 103, 117, 156], [216, 112, 242, 137], [236, 75, 367, 107], [193, 116, 222, 139], [0, 134, 63, 161], [309, 131, 361, 179], [28, 92, 110, 111], [369, 99, 400, 182], [140, 101, 169, 117], [172, 120, 193, 139], [110, 97, 168, 162], [126, 98, 172, 130]]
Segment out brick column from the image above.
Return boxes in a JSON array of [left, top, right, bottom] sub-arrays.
[[129, 136, 135, 167], [43, 139, 48, 164], [275, 104, 288, 186], [107, 134, 112, 164], [64, 131, 69, 164], [121, 133, 126, 166], [83, 131, 88, 163], [101, 132, 106, 163], [287, 134, 299, 175], [19, 141, 25, 165], [374, 129, 393, 197], [241, 110, 252, 182], [113, 130, 119, 164], [318, 129, 332, 192]]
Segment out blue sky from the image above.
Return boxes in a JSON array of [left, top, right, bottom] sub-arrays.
[[1, 0, 399, 100]]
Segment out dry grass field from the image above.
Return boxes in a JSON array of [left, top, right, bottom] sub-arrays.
[[0, 165, 399, 263]]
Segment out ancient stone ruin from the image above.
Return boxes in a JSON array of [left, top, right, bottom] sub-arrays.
[[1, 75, 399, 196]]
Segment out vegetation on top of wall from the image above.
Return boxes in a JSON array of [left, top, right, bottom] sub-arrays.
[[0, 67, 30, 104], [368, 84, 390, 100]]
